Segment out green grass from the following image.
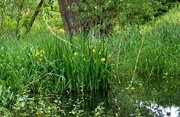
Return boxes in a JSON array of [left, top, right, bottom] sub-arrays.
[[0, 4, 179, 93], [111, 5, 180, 77], [0, 32, 111, 94]]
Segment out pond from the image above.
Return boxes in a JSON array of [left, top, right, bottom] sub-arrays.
[[10, 75, 180, 117], [140, 101, 180, 117]]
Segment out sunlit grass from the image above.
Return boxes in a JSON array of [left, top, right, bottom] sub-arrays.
[[0, 32, 111, 95]]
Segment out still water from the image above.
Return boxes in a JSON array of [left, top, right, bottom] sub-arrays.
[[11, 76, 180, 117], [140, 101, 180, 117]]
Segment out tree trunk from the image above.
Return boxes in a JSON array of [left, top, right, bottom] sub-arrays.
[[15, 1, 24, 39], [58, 0, 81, 34], [26, 0, 44, 33], [0, 0, 5, 35]]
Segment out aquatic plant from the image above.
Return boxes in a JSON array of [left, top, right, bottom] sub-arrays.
[[0, 33, 111, 94]]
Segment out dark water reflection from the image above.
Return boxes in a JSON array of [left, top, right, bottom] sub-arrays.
[[53, 75, 180, 117], [11, 75, 180, 117], [53, 90, 110, 117], [140, 101, 180, 117], [136, 75, 180, 117]]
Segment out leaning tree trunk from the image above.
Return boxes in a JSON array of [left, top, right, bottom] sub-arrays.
[[58, 0, 81, 34], [15, 1, 24, 39], [26, 0, 44, 33]]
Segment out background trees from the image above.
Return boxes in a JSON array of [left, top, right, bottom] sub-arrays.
[[0, 0, 178, 38], [0, 0, 38, 37], [57, 0, 177, 35]]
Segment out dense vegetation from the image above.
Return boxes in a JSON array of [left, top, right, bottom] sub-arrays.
[[0, 1, 179, 116]]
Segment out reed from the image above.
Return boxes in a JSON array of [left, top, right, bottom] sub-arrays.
[[108, 6, 180, 87], [0, 32, 111, 94]]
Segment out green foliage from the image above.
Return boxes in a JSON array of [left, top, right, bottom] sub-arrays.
[[0, 32, 111, 94], [76, 0, 175, 35], [93, 102, 105, 117], [109, 5, 180, 81], [0, 0, 177, 37], [0, 0, 63, 38], [0, 85, 13, 108], [41, 34, 110, 92], [10, 92, 108, 117], [12, 92, 65, 116], [0, 85, 14, 116], [0, 0, 37, 34], [43, 0, 63, 29]]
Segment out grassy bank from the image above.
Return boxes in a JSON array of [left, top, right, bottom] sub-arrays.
[[108, 5, 180, 88]]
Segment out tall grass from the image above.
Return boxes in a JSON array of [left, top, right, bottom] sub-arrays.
[[0, 32, 111, 95], [108, 5, 180, 87], [1, 5, 179, 94], [41, 34, 111, 92], [137, 6, 180, 75]]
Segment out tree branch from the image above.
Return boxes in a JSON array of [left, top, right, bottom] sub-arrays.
[[26, 0, 44, 33]]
